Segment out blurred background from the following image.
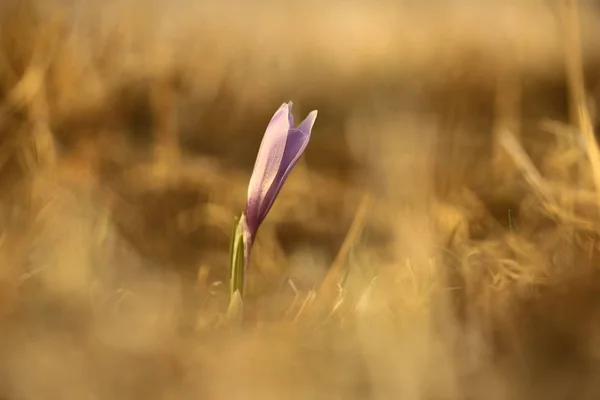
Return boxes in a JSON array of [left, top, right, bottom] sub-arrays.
[[2, 0, 600, 398]]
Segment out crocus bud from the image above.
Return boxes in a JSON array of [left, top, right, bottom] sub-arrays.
[[243, 101, 318, 263]]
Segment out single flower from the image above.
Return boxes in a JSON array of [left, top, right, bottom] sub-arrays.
[[243, 101, 317, 256]]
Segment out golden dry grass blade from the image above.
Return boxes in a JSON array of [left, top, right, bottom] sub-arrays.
[[297, 193, 374, 320], [560, 0, 600, 211]]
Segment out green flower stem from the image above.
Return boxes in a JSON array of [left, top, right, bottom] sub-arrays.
[[228, 214, 246, 300]]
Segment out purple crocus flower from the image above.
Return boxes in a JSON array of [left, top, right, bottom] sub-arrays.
[[241, 101, 318, 262]]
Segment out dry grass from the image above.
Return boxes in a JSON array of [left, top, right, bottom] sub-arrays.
[[2, 0, 600, 399]]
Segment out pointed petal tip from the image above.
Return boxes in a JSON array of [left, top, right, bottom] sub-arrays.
[[267, 102, 293, 130], [281, 102, 291, 113], [296, 110, 319, 135], [287, 102, 294, 126]]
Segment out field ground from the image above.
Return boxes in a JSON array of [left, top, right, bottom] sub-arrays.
[[2, 1, 600, 399]]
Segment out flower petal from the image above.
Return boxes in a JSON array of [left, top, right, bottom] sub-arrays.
[[296, 110, 318, 135], [259, 123, 313, 220], [246, 102, 291, 234]]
